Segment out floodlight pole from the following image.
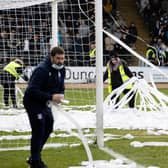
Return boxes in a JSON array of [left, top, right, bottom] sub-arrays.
[[95, 0, 104, 147]]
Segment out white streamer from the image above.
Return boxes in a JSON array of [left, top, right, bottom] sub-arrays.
[[51, 102, 94, 168], [104, 77, 168, 113]]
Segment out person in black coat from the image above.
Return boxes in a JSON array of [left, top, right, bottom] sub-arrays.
[[23, 46, 66, 168], [103, 51, 135, 108]]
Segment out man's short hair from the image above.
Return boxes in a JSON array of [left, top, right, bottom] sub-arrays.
[[50, 46, 65, 57]]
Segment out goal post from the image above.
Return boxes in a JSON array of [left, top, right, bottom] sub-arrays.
[[0, 0, 105, 149], [95, 0, 104, 148], [51, 0, 105, 148]]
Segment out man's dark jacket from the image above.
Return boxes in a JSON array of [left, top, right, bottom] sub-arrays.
[[23, 57, 65, 112]]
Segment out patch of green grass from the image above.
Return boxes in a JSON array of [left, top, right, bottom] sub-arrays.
[[0, 87, 167, 107], [1, 129, 168, 167], [0, 145, 112, 168], [105, 129, 168, 168]]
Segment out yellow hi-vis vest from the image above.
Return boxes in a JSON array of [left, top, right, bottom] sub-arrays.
[[89, 48, 96, 58], [107, 64, 132, 93], [160, 51, 166, 58], [3, 61, 22, 79], [146, 48, 156, 59]]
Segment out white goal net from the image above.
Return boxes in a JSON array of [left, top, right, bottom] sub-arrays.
[[0, 0, 98, 150], [0, 0, 97, 107]]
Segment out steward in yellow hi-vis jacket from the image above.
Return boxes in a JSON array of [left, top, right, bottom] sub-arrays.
[[1, 58, 24, 108], [146, 46, 159, 65], [103, 51, 135, 108], [89, 42, 96, 66]]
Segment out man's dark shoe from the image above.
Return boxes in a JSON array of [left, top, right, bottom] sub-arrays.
[[39, 160, 48, 168], [26, 158, 48, 168], [26, 157, 32, 165]]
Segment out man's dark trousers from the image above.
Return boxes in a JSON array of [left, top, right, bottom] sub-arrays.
[[25, 106, 54, 161]]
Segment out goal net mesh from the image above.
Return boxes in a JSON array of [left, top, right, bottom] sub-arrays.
[[0, 0, 97, 150], [0, 0, 96, 106]]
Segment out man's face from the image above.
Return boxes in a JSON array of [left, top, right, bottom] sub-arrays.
[[51, 54, 65, 65]]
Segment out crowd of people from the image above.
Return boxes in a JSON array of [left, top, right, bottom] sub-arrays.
[[103, 0, 138, 63], [136, 0, 168, 66], [0, 0, 139, 67], [1, 0, 167, 67], [0, 3, 51, 66]]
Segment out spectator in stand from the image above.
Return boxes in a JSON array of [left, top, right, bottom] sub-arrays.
[[62, 32, 74, 53], [136, 0, 141, 13], [157, 38, 167, 66], [150, 36, 158, 48], [23, 37, 30, 66], [148, 12, 158, 36], [89, 42, 96, 66], [158, 31, 167, 44], [146, 45, 159, 65], [104, 36, 115, 54], [165, 25, 168, 42], [120, 30, 130, 54], [74, 32, 83, 66], [150, 0, 161, 13], [27, 25, 34, 41], [164, 43, 168, 66], [138, 0, 168, 62], [103, 17, 114, 33], [58, 16, 68, 35], [128, 22, 138, 49], [103, 0, 113, 18], [66, 15, 73, 29], [78, 19, 90, 52], [7, 29, 21, 57], [23, 26, 35, 66], [115, 12, 127, 28], [142, 4, 152, 24], [139, 0, 149, 14], [58, 29, 63, 46], [161, 0, 168, 13], [78, 19, 89, 38], [113, 27, 122, 40], [0, 30, 9, 63], [41, 21, 50, 43], [29, 33, 41, 66], [111, 0, 117, 16], [113, 43, 123, 54]]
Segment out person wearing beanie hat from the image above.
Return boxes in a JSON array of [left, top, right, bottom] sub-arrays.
[[103, 51, 135, 108]]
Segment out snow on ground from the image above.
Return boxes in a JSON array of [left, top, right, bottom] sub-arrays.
[[1, 108, 168, 132], [131, 141, 168, 147]]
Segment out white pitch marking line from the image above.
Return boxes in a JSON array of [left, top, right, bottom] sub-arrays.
[[100, 147, 146, 168]]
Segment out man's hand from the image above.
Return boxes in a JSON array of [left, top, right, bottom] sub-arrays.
[[52, 94, 64, 104]]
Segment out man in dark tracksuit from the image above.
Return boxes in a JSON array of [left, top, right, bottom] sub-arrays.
[[23, 47, 66, 168], [103, 52, 135, 108]]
